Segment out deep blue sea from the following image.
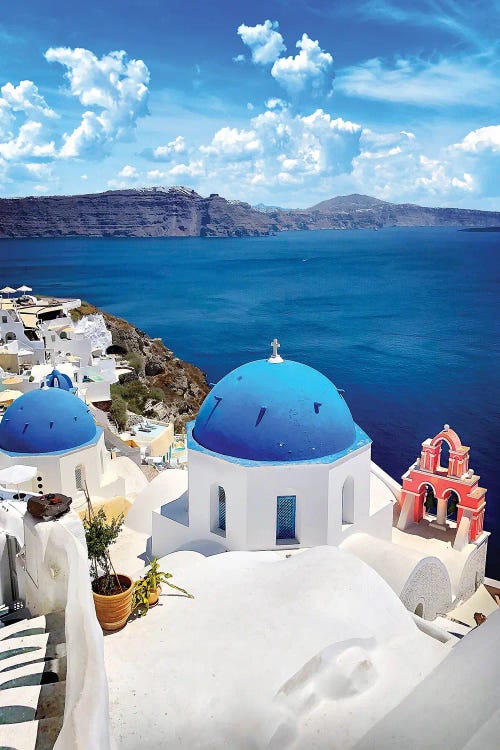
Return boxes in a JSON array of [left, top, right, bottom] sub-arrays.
[[2, 227, 499, 575]]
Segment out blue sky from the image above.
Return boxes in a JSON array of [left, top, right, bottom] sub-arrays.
[[0, 0, 498, 207]]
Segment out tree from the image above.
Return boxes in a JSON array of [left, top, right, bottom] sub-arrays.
[[110, 394, 128, 431]]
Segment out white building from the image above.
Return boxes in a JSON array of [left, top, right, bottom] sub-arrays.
[[138, 341, 490, 620], [0, 383, 146, 511], [0, 292, 118, 403]]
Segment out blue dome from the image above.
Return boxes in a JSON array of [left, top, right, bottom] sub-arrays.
[[193, 359, 356, 462], [0, 388, 98, 455], [46, 369, 73, 391]]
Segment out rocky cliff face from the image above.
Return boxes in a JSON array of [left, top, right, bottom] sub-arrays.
[[0, 187, 278, 238], [72, 301, 210, 428], [0, 187, 498, 238]]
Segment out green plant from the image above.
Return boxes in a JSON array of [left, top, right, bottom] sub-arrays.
[[125, 351, 144, 374], [110, 393, 128, 431], [132, 557, 193, 617], [83, 504, 125, 595], [150, 386, 166, 402]]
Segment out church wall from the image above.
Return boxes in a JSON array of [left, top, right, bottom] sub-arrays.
[[327, 445, 372, 544], [244, 462, 329, 549], [187, 449, 249, 550]]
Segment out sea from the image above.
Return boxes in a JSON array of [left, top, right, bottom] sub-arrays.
[[2, 226, 499, 576]]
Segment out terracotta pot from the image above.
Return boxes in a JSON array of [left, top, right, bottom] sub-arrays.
[[148, 585, 162, 607], [92, 574, 133, 631]]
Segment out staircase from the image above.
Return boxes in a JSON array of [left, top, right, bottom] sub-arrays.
[[0, 611, 66, 749]]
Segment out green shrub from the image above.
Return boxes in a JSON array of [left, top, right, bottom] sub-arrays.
[[125, 352, 144, 373], [150, 386, 165, 402], [110, 394, 128, 431]]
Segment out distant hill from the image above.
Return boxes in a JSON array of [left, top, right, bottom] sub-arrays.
[[0, 186, 498, 238], [308, 194, 389, 212]]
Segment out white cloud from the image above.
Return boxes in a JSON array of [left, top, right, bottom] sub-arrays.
[[337, 55, 499, 107], [237, 20, 286, 65], [358, 0, 492, 49], [446, 125, 500, 197], [153, 136, 187, 161], [271, 34, 334, 95], [129, 103, 361, 200], [45, 47, 150, 158], [350, 129, 479, 202], [118, 164, 139, 179], [450, 125, 500, 153], [0, 120, 56, 160], [233, 54, 245, 64], [1, 80, 56, 120]]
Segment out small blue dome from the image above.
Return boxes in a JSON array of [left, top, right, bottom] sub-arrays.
[[0, 388, 98, 454], [193, 359, 356, 462], [46, 369, 73, 391]]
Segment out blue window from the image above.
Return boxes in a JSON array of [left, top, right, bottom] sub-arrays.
[[218, 486, 226, 532], [276, 495, 296, 541]]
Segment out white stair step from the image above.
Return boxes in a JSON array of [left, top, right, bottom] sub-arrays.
[[0, 682, 42, 711], [0, 633, 49, 656], [0, 615, 47, 640], [0, 660, 62, 691], [0, 716, 38, 750], [0, 642, 66, 674], [0, 715, 64, 750]]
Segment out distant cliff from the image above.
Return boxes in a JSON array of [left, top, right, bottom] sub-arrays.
[[0, 187, 498, 238]]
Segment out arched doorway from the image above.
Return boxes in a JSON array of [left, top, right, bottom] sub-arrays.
[[438, 439, 451, 472], [444, 490, 459, 521], [414, 603, 424, 617], [106, 344, 127, 356], [423, 484, 437, 517]]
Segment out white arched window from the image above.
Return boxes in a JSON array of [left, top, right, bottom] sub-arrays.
[[210, 484, 227, 536], [75, 464, 86, 492], [342, 476, 355, 525], [218, 486, 226, 532]]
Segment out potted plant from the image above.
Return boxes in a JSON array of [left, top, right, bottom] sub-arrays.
[[132, 557, 193, 617], [83, 502, 133, 631]]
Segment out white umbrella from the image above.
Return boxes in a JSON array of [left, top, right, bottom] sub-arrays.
[[0, 286, 16, 297], [17, 285, 32, 293], [0, 464, 37, 486], [0, 389, 23, 404]]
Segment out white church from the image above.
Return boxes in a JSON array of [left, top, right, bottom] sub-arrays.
[[129, 340, 490, 621], [0, 374, 146, 511]]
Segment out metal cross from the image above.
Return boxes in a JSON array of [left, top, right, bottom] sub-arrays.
[[271, 338, 280, 358]]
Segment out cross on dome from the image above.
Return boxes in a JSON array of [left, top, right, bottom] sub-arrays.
[[268, 337, 283, 363]]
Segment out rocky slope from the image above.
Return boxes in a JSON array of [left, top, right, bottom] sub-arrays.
[[0, 187, 498, 237], [72, 301, 210, 428]]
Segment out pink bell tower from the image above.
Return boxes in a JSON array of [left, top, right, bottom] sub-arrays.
[[398, 426, 487, 546]]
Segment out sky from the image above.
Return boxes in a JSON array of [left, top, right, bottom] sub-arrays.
[[0, 0, 499, 208]]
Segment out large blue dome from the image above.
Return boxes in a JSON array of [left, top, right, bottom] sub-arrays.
[[192, 358, 356, 462], [0, 388, 98, 455]]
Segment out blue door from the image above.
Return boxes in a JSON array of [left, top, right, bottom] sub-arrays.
[[276, 495, 296, 540]]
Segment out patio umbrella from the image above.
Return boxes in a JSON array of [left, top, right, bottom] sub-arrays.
[[0, 464, 37, 486], [0, 389, 23, 404], [0, 286, 16, 297], [17, 285, 32, 293]]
